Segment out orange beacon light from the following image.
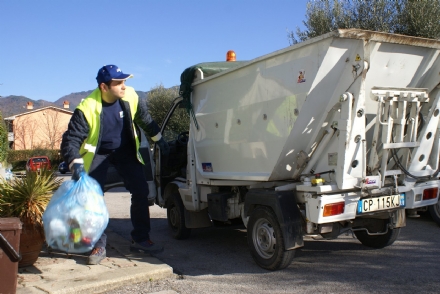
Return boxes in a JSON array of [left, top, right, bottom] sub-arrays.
[[226, 50, 236, 62]]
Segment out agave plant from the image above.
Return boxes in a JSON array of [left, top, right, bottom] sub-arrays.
[[0, 170, 63, 231]]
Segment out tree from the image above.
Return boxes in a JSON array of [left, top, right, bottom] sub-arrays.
[[39, 109, 65, 149], [395, 0, 440, 39], [147, 84, 189, 142], [289, 0, 440, 44], [147, 84, 180, 124], [13, 116, 38, 150], [0, 111, 8, 164]]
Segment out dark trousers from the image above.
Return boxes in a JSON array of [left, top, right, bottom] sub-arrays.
[[88, 149, 151, 247]]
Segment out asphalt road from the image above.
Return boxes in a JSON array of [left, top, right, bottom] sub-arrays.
[[95, 185, 440, 294]]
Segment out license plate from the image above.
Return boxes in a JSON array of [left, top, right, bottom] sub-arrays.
[[357, 194, 405, 214]]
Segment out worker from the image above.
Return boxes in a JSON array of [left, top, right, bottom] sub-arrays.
[[61, 64, 169, 265]]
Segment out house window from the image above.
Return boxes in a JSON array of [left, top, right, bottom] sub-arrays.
[[6, 120, 13, 132]]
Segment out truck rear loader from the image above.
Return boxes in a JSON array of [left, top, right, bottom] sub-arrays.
[[153, 29, 440, 270]]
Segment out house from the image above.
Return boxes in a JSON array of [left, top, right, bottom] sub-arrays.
[[4, 101, 73, 150]]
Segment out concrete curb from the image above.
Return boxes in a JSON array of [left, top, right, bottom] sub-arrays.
[[16, 229, 174, 294]]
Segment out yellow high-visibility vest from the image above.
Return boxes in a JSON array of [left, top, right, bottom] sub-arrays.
[[76, 86, 143, 171]]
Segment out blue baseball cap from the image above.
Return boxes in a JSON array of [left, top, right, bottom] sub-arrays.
[[96, 65, 133, 85]]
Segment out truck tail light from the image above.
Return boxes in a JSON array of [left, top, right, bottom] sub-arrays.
[[423, 188, 438, 200], [323, 201, 345, 217]]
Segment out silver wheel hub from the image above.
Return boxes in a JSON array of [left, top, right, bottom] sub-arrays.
[[170, 207, 179, 227], [252, 218, 276, 259]]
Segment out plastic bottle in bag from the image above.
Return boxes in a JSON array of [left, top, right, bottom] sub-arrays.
[[69, 218, 82, 244]]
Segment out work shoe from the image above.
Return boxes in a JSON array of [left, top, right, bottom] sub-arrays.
[[131, 240, 164, 254], [87, 247, 106, 265]]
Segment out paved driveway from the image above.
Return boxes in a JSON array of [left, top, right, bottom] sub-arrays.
[[103, 187, 440, 294]]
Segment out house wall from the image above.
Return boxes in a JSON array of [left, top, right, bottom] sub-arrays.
[[12, 108, 72, 150]]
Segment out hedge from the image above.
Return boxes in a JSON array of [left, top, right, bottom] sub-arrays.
[[8, 149, 63, 171]]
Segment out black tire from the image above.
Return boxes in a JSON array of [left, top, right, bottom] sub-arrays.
[[247, 206, 295, 270], [167, 193, 191, 239], [60, 171, 66, 174], [354, 218, 400, 248], [428, 201, 440, 227]]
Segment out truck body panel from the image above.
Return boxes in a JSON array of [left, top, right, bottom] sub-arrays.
[[189, 30, 440, 193]]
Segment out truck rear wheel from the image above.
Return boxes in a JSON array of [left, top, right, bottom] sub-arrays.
[[247, 206, 294, 270], [428, 201, 440, 226], [167, 193, 191, 239], [354, 219, 400, 248]]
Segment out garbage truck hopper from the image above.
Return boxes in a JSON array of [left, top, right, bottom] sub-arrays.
[[183, 29, 440, 205]]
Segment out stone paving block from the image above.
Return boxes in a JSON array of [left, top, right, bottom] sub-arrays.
[[17, 273, 42, 283]]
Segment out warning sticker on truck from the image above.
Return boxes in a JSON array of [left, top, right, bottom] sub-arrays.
[[202, 163, 213, 172], [328, 153, 338, 166], [297, 70, 306, 83]]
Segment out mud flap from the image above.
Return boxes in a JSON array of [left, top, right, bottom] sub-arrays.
[[392, 209, 406, 228], [244, 189, 304, 250], [184, 208, 212, 228]]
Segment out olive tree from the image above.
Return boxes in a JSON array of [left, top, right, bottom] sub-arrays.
[[394, 0, 440, 39], [146, 84, 189, 142], [289, 0, 440, 44]]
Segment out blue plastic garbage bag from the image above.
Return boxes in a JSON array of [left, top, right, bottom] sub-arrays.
[[43, 172, 109, 253]]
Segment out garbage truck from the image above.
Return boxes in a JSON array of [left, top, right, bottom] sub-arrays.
[[152, 29, 440, 270]]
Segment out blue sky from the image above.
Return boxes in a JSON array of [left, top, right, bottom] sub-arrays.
[[0, 0, 308, 102]]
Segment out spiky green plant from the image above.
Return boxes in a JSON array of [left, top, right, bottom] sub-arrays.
[[0, 170, 63, 231]]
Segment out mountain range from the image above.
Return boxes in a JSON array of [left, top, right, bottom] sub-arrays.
[[0, 90, 149, 118]]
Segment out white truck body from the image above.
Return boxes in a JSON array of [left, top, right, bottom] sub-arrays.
[[155, 29, 440, 270]]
